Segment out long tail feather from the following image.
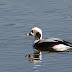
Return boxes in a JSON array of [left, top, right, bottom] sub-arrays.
[[63, 40, 72, 47]]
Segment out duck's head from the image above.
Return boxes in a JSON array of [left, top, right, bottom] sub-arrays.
[[27, 27, 42, 40]]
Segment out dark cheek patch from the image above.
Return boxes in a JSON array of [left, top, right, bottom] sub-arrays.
[[31, 30, 33, 33], [36, 32, 41, 39]]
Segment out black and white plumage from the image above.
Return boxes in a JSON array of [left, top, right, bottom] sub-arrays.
[[27, 27, 72, 52]]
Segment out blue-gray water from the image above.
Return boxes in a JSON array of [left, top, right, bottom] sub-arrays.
[[0, 0, 72, 72]]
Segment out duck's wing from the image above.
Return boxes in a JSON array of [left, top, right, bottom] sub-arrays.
[[38, 38, 71, 47], [38, 38, 64, 43]]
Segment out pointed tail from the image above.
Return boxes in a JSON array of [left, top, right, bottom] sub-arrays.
[[63, 40, 72, 47]]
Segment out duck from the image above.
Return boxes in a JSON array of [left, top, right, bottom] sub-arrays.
[[27, 27, 72, 52]]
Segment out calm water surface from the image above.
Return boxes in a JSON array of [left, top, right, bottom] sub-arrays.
[[0, 0, 72, 72]]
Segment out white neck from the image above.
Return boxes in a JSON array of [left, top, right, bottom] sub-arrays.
[[34, 39, 40, 43]]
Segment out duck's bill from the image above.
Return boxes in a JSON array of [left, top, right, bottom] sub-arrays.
[[26, 33, 31, 36]]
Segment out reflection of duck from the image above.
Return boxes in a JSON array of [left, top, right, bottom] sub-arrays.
[[27, 27, 72, 52], [26, 52, 42, 63]]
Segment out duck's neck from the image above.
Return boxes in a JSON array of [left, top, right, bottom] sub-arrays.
[[34, 35, 42, 43]]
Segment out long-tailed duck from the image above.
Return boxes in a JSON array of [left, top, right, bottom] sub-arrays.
[[27, 27, 72, 52]]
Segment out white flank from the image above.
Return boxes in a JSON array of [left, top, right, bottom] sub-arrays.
[[53, 44, 70, 51]]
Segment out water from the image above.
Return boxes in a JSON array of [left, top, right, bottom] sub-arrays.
[[0, 0, 72, 72]]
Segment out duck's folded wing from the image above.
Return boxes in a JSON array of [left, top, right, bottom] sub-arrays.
[[37, 38, 71, 47], [38, 38, 63, 43]]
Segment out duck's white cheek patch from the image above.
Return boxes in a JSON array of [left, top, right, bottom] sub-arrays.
[[53, 44, 70, 51]]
